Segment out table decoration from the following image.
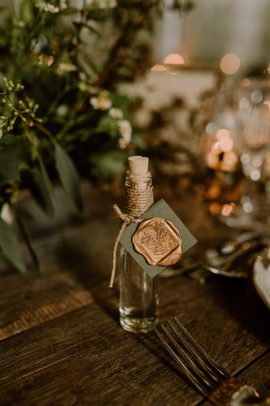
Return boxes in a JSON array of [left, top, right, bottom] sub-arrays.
[[110, 155, 157, 333], [1, 184, 270, 404], [201, 76, 270, 229], [111, 155, 197, 333], [0, 0, 163, 273]]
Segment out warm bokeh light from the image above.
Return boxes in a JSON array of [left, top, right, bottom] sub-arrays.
[[47, 55, 55, 67], [267, 63, 270, 75], [212, 141, 222, 154], [212, 129, 234, 154], [209, 202, 222, 216], [207, 142, 238, 172], [163, 53, 185, 65], [221, 203, 234, 217], [207, 151, 219, 169], [222, 151, 238, 171], [216, 128, 230, 140], [219, 137, 234, 152], [150, 64, 168, 72], [220, 53, 240, 75], [241, 78, 251, 87]]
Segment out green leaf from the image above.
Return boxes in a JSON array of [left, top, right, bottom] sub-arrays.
[[54, 143, 83, 211], [29, 161, 55, 217], [0, 218, 26, 273], [13, 0, 34, 24], [95, 116, 111, 133], [0, 137, 31, 182]]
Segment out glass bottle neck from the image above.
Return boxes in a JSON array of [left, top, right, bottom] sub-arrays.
[[125, 171, 153, 190], [125, 171, 154, 217]]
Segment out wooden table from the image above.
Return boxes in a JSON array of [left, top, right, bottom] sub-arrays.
[[0, 184, 270, 405]]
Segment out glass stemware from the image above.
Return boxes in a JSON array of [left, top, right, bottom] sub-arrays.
[[229, 78, 270, 228], [203, 77, 270, 230]]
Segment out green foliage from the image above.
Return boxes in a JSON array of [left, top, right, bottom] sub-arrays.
[[0, 0, 161, 272], [29, 160, 55, 217], [0, 218, 26, 273], [0, 137, 31, 182], [55, 142, 83, 211]]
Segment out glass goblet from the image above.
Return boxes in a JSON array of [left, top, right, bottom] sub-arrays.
[[226, 78, 270, 229]]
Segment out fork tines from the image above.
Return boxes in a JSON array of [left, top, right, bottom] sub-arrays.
[[156, 317, 240, 401]]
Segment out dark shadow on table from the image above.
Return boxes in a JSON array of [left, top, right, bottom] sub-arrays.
[[205, 275, 270, 344], [53, 233, 120, 325]]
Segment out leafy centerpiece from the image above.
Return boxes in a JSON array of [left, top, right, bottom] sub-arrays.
[[0, 0, 161, 272]]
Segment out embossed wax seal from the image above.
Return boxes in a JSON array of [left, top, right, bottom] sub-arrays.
[[132, 217, 182, 266]]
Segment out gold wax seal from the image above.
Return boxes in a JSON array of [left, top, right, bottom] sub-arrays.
[[132, 217, 182, 266]]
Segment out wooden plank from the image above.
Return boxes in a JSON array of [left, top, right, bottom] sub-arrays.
[[158, 275, 270, 405], [0, 188, 269, 404], [0, 273, 270, 405], [0, 259, 94, 341], [0, 210, 118, 341], [237, 350, 270, 399], [0, 285, 92, 341], [159, 275, 270, 375], [201, 350, 270, 405], [0, 302, 202, 406]]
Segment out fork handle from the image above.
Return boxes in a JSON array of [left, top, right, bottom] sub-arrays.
[[229, 385, 270, 405]]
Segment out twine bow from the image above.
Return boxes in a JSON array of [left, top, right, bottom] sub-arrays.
[[109, 204, 142, 288]]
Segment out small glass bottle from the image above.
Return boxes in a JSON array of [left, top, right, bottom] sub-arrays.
[[119, 156, 158, 333]]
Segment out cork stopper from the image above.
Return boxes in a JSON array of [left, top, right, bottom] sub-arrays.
[[128, 156, 149, 176]]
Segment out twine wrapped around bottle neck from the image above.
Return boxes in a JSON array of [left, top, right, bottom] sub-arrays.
[[126, 184, 154, 217], [109, 175, 154, 288]]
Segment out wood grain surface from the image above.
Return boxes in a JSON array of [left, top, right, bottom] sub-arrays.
[[0, 186, 269, 405]]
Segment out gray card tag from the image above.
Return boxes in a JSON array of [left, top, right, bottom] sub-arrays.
[[119, 199, 197, 278]]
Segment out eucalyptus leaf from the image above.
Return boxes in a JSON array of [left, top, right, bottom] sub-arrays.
[[0, 218, 26, 273], [29, 161, 55, 217], [13, 0, 33, 24], [55, 143, 83, 211], [0, 137, 31, 182]]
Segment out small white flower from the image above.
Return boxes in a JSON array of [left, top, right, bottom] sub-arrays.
[[56, 104, 68, 117], [90, 94, 112, 110], [109, 108, 123, 119], [119, 120, 132, 137], [118, 120, 132, 149], [0, 204, 14, 224], [37, 2, 60, 13], [60, 0, 67, 9]]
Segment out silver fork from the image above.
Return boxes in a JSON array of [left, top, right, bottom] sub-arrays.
[[156, 318, 270, 405]]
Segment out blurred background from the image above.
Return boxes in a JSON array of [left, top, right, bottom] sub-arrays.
[[157, 0, 270, 69], [0, 0, 270, 271]]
